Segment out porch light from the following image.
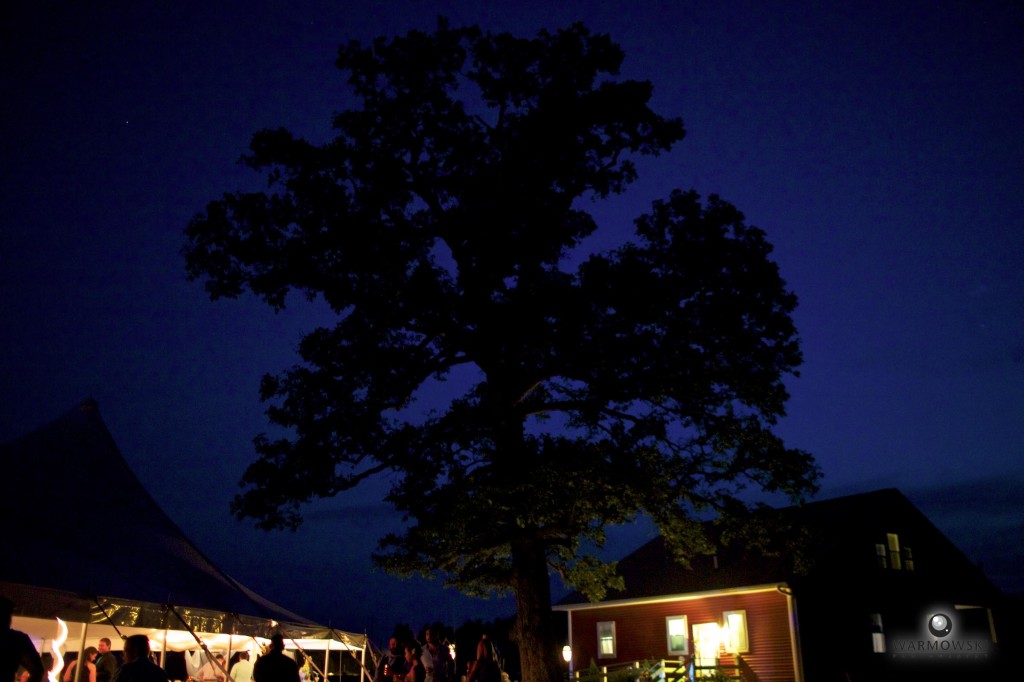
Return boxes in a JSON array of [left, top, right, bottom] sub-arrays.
[[561, 645, 572, 663]]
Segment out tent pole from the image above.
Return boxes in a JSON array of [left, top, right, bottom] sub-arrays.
[[324, 635, 331, 682], [162, 621, 170, 670], [73, 622, 89, 682], [227, 618, 236, 680], [360, 637, 368, 682]]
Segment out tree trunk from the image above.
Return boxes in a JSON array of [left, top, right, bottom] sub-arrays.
[[511, 536, 562, 682]]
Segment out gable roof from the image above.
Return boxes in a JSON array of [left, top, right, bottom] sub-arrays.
[[0, 401, 312, 629], [558, 488, 1000, 607]]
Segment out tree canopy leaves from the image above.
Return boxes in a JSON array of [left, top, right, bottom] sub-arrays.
[[184, 19, 819, 682]]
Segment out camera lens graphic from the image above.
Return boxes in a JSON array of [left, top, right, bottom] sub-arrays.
[[928, 613, 952, 637]]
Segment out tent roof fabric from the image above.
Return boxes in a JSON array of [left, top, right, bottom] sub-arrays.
[[0, 401, 327, 636]]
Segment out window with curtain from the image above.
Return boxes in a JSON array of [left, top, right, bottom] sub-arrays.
[[597, 621, 616, 658], [666, 615, 689, 655], [723, 610, 749, 653]]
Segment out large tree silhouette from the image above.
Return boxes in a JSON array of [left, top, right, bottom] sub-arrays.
[[184, 21, 818, 682]]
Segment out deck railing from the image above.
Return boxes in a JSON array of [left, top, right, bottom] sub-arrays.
[[571, 659, 742, 682]]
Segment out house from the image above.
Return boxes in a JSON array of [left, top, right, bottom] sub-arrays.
[[555, 489, 1008, 681]]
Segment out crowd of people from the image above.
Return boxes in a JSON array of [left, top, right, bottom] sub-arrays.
[[372, 629, 501, 682], [4, 598, 303, 682], [5, 600, 509, 682]]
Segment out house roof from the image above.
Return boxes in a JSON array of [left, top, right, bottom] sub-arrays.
[[558, 488, 1000, 608], [0, 401, 313, 627]]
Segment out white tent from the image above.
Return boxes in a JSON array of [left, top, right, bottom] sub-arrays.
[[1, 403, 368, 681], [12, 611, 366, 682]]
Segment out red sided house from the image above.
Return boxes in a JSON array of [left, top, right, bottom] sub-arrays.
[[555, 489, 1007, 681]]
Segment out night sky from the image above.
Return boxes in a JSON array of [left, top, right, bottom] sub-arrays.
[[2, 1, 1022, 642]]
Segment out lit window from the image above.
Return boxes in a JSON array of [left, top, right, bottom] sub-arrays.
[[887, 534, 902, 570], [666, 616, 689, 655], [903, 546, 914, 571], [597, 621, 616, 658], [870, 613, 885, 653], [875, 543, 888, 569], [722, 611, 748, 653]]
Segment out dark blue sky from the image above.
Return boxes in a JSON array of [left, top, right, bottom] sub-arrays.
[[2, 1, 1022, 641]]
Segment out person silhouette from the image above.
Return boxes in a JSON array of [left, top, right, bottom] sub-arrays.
[[465, 639, 499, 682], [230, 652, 253, 682], [398, 644, 423, 682], [62, 647, 98, 682], [94, 638, 119, 682], [1, 597, 44, 682], [253, 635, 299, 682], [421, 628, 451, 682], [374, 637, 405, 682], [111, 635, 168, 682]]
